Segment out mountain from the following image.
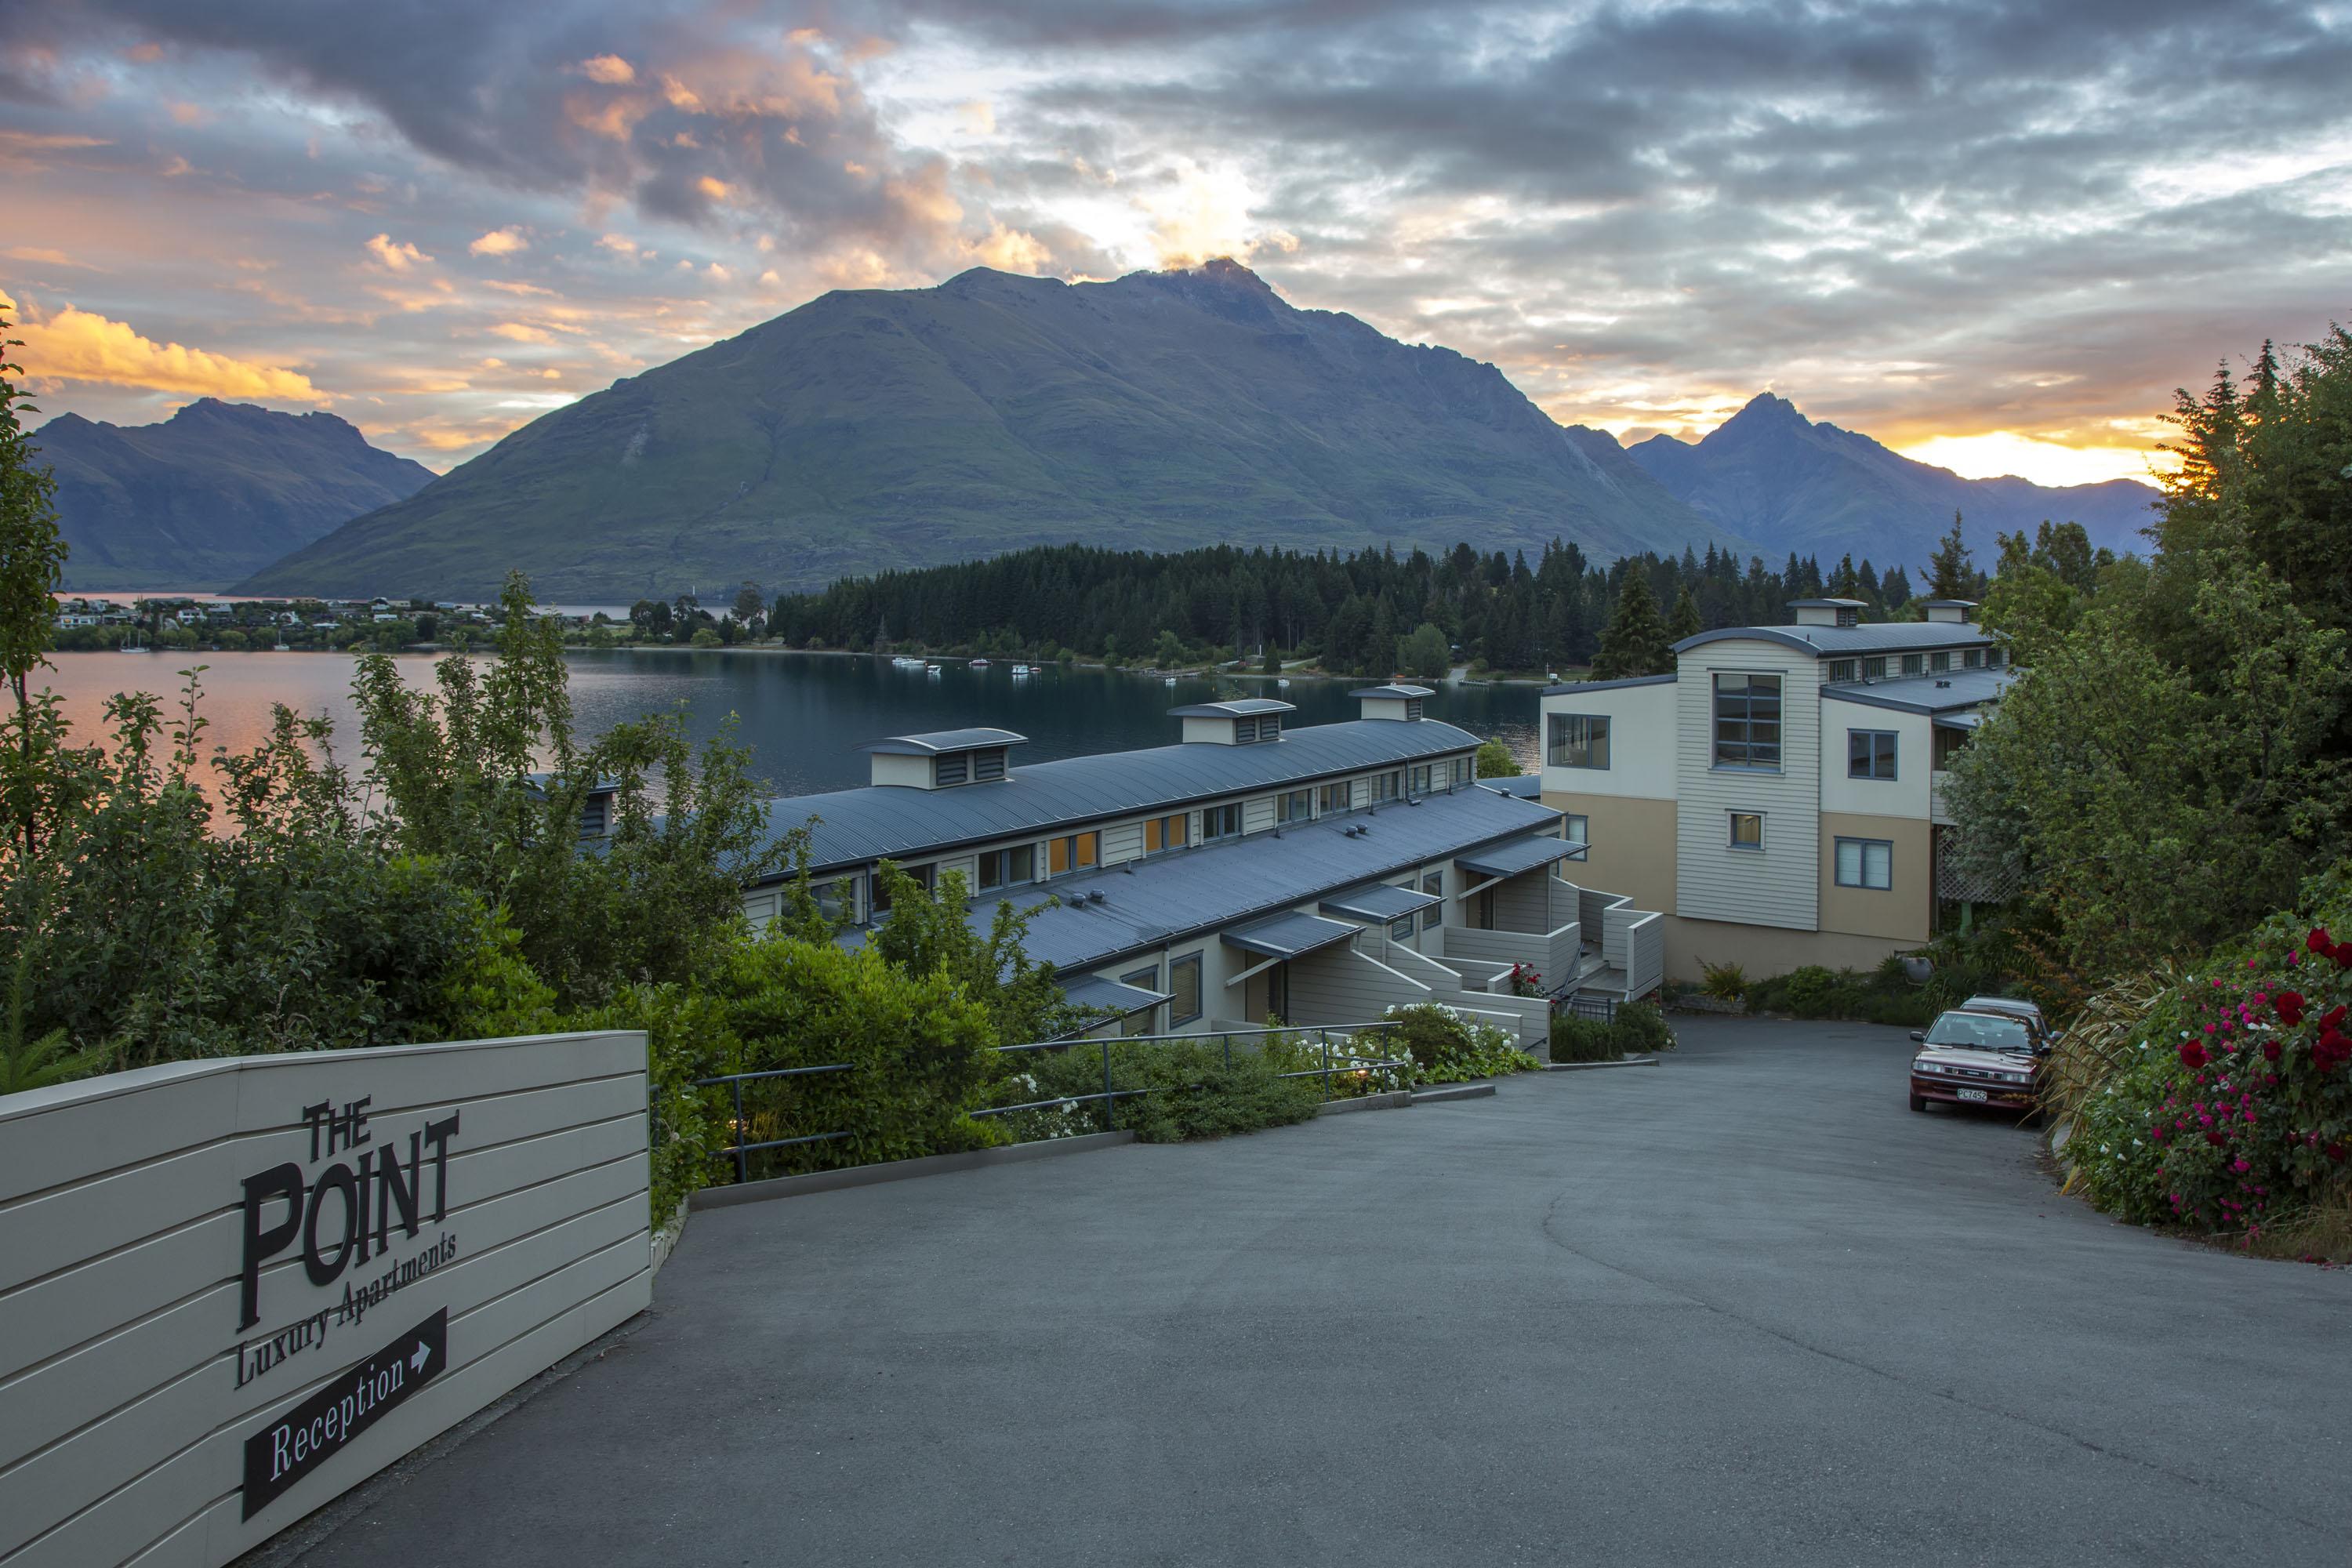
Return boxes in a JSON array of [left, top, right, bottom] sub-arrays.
[[241, 260, 1741, 601], [1624, 393, 2161, 569], [34, 399, 437, 590]]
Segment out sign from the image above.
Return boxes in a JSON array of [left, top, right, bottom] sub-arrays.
[[0, 1029, 652, 1568], [242, 1308, 447, 1519]]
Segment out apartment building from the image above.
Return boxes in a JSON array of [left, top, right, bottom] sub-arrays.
[[740, 687, 1666, 1049], [1538, 598, 2012, 983]]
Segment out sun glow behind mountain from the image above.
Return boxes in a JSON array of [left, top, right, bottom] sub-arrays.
[[1895, 431, 2178, 488]]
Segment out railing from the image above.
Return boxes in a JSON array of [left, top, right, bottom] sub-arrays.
[[1562, 993, 1618, 1022], [691, 1022, 1407, 1188]]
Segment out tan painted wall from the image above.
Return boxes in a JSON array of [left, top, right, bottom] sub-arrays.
[[1662, 915, 1910, 983], [1542, 791, 1677, 915], [1817, 811, 1932, 944]]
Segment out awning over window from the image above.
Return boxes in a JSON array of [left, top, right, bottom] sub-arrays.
[[1933, 710, 1985, 731], [1059, 973, 1172, 1018], [1318, 883, 1441, 923], [1221, 910, 1362, 960], [1456, 835, 1581, 878]]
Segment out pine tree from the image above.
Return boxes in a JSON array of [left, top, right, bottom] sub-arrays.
[[1591, 572, 1672, 679], [1667, 583, 1704, 643], [1925, 513, 1974, 600]]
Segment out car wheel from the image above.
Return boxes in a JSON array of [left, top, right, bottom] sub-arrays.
[[1909, 1093, 1928, 1112]]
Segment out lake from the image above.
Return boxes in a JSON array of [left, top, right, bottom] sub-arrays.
[[30, 650, 1542, 798]]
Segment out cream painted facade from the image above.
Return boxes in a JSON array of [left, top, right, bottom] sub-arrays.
[[1538, 602, 2009, 985]]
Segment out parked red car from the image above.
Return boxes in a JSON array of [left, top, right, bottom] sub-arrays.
[[1908, 1008, 2043, 1116]]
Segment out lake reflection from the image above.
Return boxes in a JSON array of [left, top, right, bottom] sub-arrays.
[[31, 649, 1541, 798]]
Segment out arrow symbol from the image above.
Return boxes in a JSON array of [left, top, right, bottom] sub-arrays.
[[409, 1341, 429, 1374]]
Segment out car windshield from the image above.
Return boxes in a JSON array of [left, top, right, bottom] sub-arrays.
[[1924, 1013, 2034, 1051]]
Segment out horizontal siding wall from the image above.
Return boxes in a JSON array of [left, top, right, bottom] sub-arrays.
[[1100, 822, 1145, 864], [1490, 868, 1556, 935], [1675, 640, 1822, 932], [1283, 944, 1431, 1028], [0, 1032, 652, 1568]]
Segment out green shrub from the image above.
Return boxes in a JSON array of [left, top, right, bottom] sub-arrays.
[[999, 1036, 1323, 1143], [1699, 960, 1748, 1001], [1781, 965, 1838, 1015], [1550, 1015, 1621, 1062], [1612, 1001, 1676, 1055], [1385, 1003, 1540, 1081]]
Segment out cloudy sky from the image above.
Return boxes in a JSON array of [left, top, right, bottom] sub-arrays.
[[2, 1, 2347, 485]]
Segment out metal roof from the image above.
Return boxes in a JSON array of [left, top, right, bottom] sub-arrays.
[[760, 717, 1483, 874], [1824, 668, 2016, 715], [1352, 684, 1436, 699], [856, 728, 1027, 756], [1673, 622, 1998, 658], [1319, 882, 1441, 922], [1458, 834, 1581, 878], [1059, 973, 1171, 1018], [1481, 774, 1543, 799], [1787, 597, 1867, 608], [1166, 698, 1296, 718], [1933, 710, 1985, 731], [1541, 673, 1676, 697], [1223, 911, 1362, 960], [1920, 598, 1979, 609], [938, 782, 1566, 974]]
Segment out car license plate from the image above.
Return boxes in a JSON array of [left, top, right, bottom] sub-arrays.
[[1956, 1088, 1988, 1102]]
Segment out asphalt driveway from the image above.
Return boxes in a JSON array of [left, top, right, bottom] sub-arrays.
[[285, 1016, 2351, 1566]]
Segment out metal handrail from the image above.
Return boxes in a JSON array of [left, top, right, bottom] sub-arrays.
[[687, 1021, 1406, 1186]]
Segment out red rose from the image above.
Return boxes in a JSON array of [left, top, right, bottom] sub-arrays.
[[2335, 942, 2352, 969], [2308, 927, 2333, 953], [2322, 1005, 2350, 1033], [2262, 1040, 2282, 1061], [2178, 1040, 2209, 1069], [2204, 1130, 2227, 1146], [2275, 990, 2307, 1025]]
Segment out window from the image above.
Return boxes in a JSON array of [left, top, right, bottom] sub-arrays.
[[1835, 605, 1860, 627], [1370, 771, 1400, 803], [1563, 813, 1589, 845], [977, 844, 1036, 891], [1933, 726, 1969, 772], [1728, 812, 1763, 851], [1962, 648, 1984, 669], [1282, 789, 1312, 822], [1120, 965, 1160, 1036], [1862, 656, 1887, 680], [1847, 730, 1897, 781], [1827, 659, 1857, 684], [1421, 871, 1444, 931], [1388, 909, 1417, 941], [1900, 653, 1925, 677], [1835, 837, 1893, 890], [1712, 673, 1781, 769], [870, 861, 933, 914], [1986, 646, 2006, 668], [816, 874, 852, 924], [1167, 953, 1203, 1026], [1319, 781, 1352, 814], [1548, 713, 1611, 769], [1929, 651, 1951, 673], [1202, 803, 1244, 841], [1047, 832, 1099, 875], [1409, 764, 1432, 796], [1143, 814, 1189, 853], [1451, 757, 1472, 788]]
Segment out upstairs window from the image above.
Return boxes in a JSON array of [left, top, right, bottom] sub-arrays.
[[1143, 814, 1189, 853], [1986, 646, 2006, 668], [1712, 673, 1782, 770], [1421, 871, 1444, 931], [1901, 653, 1926, 677], [869, 862, 934, 915], [1548, 713, 1610, 768], [1047, 832, 1099, 876], [1848, 730, 1897, 781], [1835, 837, 1893, 890], [1728, 812, 1764, 851], [1409, 764, 1432, 796], [1826, 659, 1858, 684], [1563, 813, 1589, 846], [1202, 803, 1244, 841], [1319, 781, 1352, 815], [1929, 651, 1952, 673], [1371, 771, 1401, 804], [1835, 605, 1859, 627], [1963, 648, 1984, 670], [1282, 789, 1312, 822], [977, 844, 1036, 891], [1120, 964, 1160, 1036], [1862, 656, 1887, 680], [1451, 757, 1472, 788]]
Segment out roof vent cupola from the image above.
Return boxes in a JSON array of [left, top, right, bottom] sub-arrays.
[[858, 728, 1027, 788], [1167, 697, 1295, 745], [1352, 684, 1432, 721], [1921, 598, 1978, 624], [1788, 597, 1867, 628]]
